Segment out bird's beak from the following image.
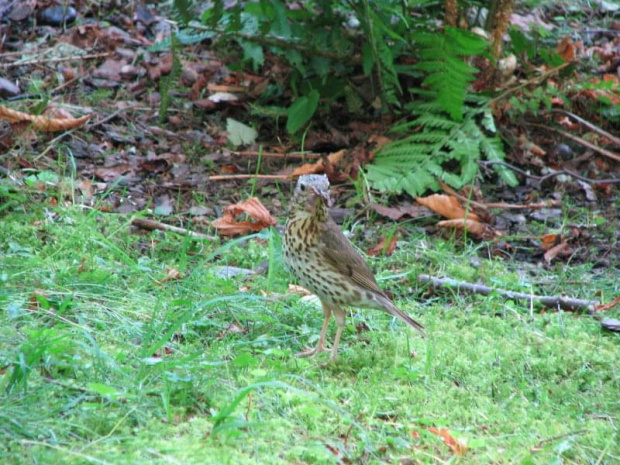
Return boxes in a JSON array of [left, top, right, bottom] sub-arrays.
[[311, 186, 333, 207]]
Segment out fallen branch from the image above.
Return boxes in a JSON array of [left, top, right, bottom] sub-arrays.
[[439, 181, 561, 211], [209, 174, 289, 181], [488, 62, 571, 107], [131, 218, 215, 240], [226, 149, 321, 160], [479, 161, 620, 185], [545, 109, 620, 147], [0, 52, 112, 69], [418, 274, 598, 312], [527, 122, 620, 163]]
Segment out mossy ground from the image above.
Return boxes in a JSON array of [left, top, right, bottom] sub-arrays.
[[1, 202, 618, 464]]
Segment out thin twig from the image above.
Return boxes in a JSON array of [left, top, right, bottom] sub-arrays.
[[88, 108, 127, 130], [531, 430, 587, 451], [527, 122, 620, 163], [487, 62, 572, 107], [226, 149, 321, 160], [131, 218, 215, 240], [418, 274, 598, 312], [209, 174, 290, 181], [440, 181, 561, 211], [545, 109, 620, 147], [479, 160, 620, 184], [50, 76, 80, 94], [0, 52, 112, 69]]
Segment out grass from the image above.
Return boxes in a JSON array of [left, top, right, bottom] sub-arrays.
[[0, 197, 618, 464]]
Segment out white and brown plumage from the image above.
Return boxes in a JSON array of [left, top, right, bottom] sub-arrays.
[[283, 174, 426, 360]]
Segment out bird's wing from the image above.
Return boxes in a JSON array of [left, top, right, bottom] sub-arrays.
[[318, 220, 385, 295]]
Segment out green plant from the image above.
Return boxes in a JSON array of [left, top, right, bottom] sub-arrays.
[[367, 96, 518, 196], [159, 33, 183, 124], [366, 26, 518, 196], [172, 0, 416, 133], [168, 3, 516, 193]]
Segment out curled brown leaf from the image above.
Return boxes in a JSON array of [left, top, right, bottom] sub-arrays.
[[416, 194, 480, 221], [212, 197, 276, 237], [0, 105, 91, 132]]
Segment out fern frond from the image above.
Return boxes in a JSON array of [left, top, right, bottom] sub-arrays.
[[412, 27, 487, 121], [367, 97, 518, 196]]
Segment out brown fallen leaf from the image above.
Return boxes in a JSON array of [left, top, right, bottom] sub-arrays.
[[212, 197, 276, 236], [437, 219, 500, 240], [595, 296, 620, 312], [368, 202, 430, 221], [0, 105, 91, 132], [416, 194, 480, 221], [556, 36, 576, 62], [292, 149, 346, 177], [427, 427, 469, 456], [95, 164, 133, 181], [160, 267, 183, 283], [541, 233, 560, 250], [367, 234, 398, 256], [217, 323, 248, 339], [543, 240, 571, 263]]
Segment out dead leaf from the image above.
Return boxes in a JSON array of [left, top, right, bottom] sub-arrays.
[[367, 234, 398, 256], [427, 427, 469, 456], [211, 197, 276, 236], [368, 202, 429, 220], [0, 105, 91, 132], [543, 240, 571, 263], [416, 194, 480, 221], [160, 268, 183, 283], [94, 164, 133, 181], [557, 37, 576, 62], [217, 323, 248, 339], [292, 149, 346, 176], [594, 296, 620, 312], [437, 219, 500, 240], [541, 233, 560, 250]]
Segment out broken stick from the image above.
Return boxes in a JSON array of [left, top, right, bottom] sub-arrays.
[[418, 274, 598, 312]]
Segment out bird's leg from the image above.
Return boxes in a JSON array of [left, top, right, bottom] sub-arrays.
[[330, 307, 347, 360], [298, 302, 332, 357]]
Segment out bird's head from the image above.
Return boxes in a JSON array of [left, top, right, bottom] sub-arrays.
[[292, 174, 333, 214]]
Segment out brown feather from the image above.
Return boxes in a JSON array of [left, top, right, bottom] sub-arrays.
[[318, 219, 385, 296]]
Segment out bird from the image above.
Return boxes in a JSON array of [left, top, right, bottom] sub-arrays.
[[282, 174, 426, 360]]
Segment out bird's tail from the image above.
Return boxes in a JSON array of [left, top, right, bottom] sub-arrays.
[[377, 294, 426, 338]]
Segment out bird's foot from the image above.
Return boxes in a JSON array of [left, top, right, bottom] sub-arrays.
[[297, 345, 330, 358]]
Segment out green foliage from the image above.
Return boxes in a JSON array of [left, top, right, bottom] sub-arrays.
[[366, 99, 518, 196], [174, 0, 417, 130], [366, 27, 516, 196], [172, 0, 193, 26], [159, 33, 183, 124], [167, 2, 515, 191], [286, 90, 319, 134], [413, 27, 488, 121]]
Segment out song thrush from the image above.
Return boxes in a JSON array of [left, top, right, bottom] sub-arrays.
[[283, 174, 426, 360]]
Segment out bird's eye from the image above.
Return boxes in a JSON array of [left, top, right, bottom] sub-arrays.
[[299, 184, 306, 191]]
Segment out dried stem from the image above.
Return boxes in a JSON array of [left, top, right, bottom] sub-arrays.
[[131, 218, 215, 240], [418, 274, 598, 312]]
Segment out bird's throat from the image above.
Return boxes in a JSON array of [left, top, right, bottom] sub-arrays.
[[309, 199, 328, 223]]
